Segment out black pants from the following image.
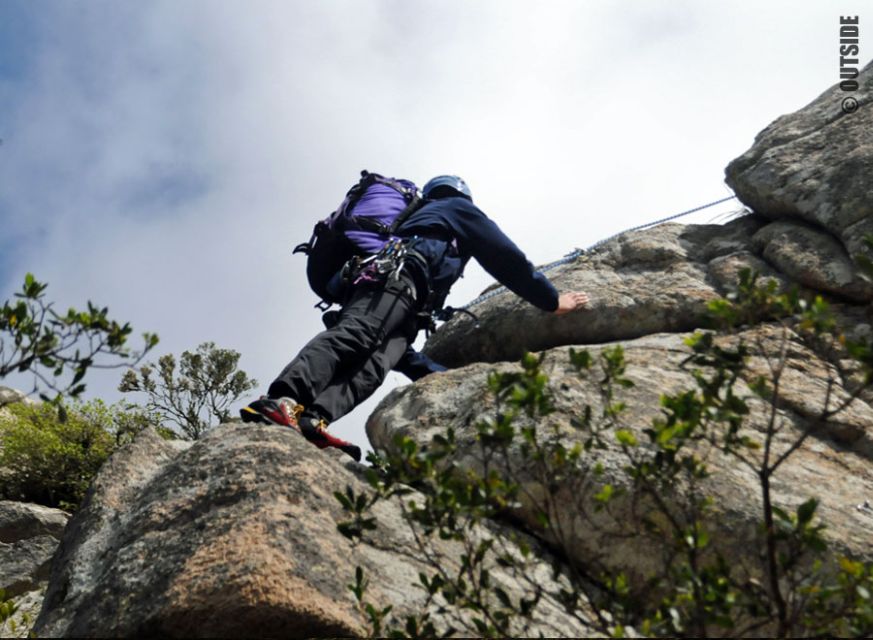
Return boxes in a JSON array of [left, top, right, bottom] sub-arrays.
[[268, 277, 418, 422]]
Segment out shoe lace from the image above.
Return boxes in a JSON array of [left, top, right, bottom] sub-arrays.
[[301, 415, 330, 433], [277, 398, 305, 424]]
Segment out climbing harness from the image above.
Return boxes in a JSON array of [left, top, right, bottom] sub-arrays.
[[346, 237, 412, 287], [457, 194, 739, 312]]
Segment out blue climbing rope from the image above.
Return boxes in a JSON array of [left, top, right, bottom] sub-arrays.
[[461, 194, 739, 310]]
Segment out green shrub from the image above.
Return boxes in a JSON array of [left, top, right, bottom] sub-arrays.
[[0, 399, 151, 511]]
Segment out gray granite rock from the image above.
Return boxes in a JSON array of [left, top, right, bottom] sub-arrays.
[[752, 220, 873, 301], [0, 587, 45, 638], [35, 426, 591, 638], [726, 60, 873, 268], [424, 216, 767, 368], [0, 388, 26, 408], [0, 502, 69, 598], [0, 501, 69, 638], [371, 326, 873, 592]]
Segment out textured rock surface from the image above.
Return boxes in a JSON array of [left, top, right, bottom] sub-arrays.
[[0, 502, 69, 638], [726, 60, 873, 273], [752, 220, 873, 301], [35, 426, 591, 638], [425, 216, 777, 367], [0, 501, 68, 544], [0, 502, 69, 598], [0, 587, 45, 638], [372, 326, 873, 586], [0, 387, 27, 408]]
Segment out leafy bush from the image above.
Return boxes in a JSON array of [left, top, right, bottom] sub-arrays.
[[0, 399, 152, 511]]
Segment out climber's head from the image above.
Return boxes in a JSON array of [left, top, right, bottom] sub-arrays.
[[422, 175, 473, 201]]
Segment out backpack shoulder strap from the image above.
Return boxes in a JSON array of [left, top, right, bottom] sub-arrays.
[[388, 194, 422, 234]]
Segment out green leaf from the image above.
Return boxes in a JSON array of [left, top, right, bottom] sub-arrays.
[[569, 347, 592, 370], [772, 505, 791, 523], [494, 586, 512, 608], [797, 498, 818, 525], [594, 484, 614, 503], [333, 490, 353, 511], [840, 557, 863, 577], [615, 429, 637, 447]]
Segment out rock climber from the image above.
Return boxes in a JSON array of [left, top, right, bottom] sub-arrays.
[[240, 174, 590, 461]]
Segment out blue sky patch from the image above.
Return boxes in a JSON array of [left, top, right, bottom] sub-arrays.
[[0, 2, 40, 84], [119, 167, 212, 219]]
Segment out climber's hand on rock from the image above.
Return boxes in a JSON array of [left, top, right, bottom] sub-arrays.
[[554, 291, 590, 315]]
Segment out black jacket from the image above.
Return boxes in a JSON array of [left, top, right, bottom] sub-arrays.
[[397, 197, 559, 312]]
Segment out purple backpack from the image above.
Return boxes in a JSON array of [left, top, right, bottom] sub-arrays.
[[293, 171, 422, 305]]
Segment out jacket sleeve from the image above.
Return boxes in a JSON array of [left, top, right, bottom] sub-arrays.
[[444, 199, 559, 312]]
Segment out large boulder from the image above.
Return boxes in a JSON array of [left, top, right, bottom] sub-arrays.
[[35, 425, 591, 638], [425, 216, 780, 368], [0, 387, 34, 423], [0, 387, 27, 408], [726, 60, 873, 278], [0, 501, 69, 638], [0, 501, 69, 595], [752, 220, 873, 301], [370, 324, 873, 588]]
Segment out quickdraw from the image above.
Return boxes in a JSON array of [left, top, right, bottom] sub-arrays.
[[346, 238, 411, 287]]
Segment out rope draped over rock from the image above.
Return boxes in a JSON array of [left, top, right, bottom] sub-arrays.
[[462, 194, 739, 311]]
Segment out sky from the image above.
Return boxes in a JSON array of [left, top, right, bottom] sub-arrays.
[[0, 0, 869, 452]]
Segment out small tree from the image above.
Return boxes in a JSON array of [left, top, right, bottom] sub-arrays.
[[0, 273, 159, 406], [119, 341, 258, 440]]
